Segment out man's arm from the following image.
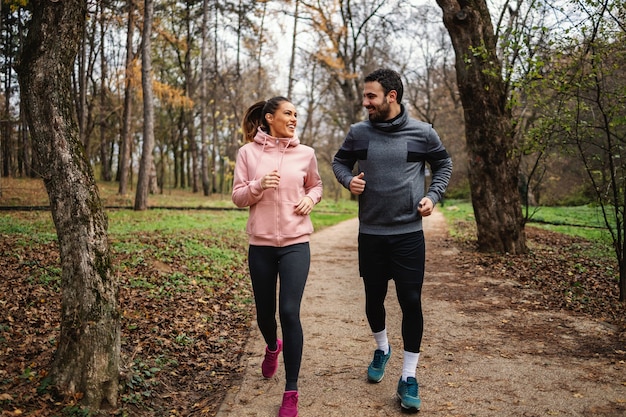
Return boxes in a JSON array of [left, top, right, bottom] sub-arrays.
[[426, 156, 453, 205], [332, 133, 358, 190]]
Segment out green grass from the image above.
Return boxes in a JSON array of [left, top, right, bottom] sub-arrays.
[[108, 209, 249, 236], [523, 204, 615, 235], [0, 211, 57, 243], [441, 199, 617, 252], [310, 199, 358, 229], [1, 196, 358, 300], [1, 198, 357, 240]]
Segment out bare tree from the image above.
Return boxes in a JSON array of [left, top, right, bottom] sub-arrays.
[[287, 0, 300, 98], [118, 0, 136, 195], [200, 0, 212, 195], [135, 0, 156, 210], [16, 0, 120, 409], [76, 2, 99, 159], [183, 1, 199, 193], [436, 0, 527, 254], [98, 1, 112, 182], [301, 0, 393, 128]]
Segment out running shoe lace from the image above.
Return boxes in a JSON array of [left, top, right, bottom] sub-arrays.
[[406, 377, 419, 397], [371, 350, 384, 368], [283, 393, 297, 408]]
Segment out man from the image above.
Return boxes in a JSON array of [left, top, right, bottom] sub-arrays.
[[332, 68, 452, 412]]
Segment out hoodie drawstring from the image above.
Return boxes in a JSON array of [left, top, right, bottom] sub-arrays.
[[277, 138, 293, 173]]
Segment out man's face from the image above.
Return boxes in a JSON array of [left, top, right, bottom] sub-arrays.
[[363, 81, 391, 122]]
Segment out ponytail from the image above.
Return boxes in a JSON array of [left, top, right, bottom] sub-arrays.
[[242, 101, 266, 143]]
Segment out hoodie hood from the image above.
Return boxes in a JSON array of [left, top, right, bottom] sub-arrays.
[[253, 127, 301, 147]]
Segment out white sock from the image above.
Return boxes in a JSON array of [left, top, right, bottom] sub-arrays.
[[372, 329, 389, 354], [401, 351, 420, 381]]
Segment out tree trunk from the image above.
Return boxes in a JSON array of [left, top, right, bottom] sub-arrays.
[[287, 0, 299, 98], [436, 0, 526, 254], [2, 27, 14, 178], [211, 8, 219, 192], [135, 0, 155, 210], [118, 0, 135, 195], [16, 0, 120, 410], [188, 119, 199, 192], [77, 9, 88, 153], [200, 0, 211, 196], [256, 1, 267, 94], [182, 1, 199, 193], [98, 2, 111, 182]]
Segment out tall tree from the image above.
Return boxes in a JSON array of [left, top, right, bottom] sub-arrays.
[[436, 0, 527, 253], [1, 4, 22, 179], [200, 0, 212, 195], [98, 1, 112, 182], [287, 0, 300, 98], [182, 0, 199, 192], [73, 2, 102, 163], [135, 0, 156, 210], [118, 0, 136, 195], [16, 0, 120, 409]]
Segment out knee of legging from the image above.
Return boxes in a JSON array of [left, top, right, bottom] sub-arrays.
[[279, 309, 301, 327], [396, 286, 422, 306], [398, 293, 421, 309]]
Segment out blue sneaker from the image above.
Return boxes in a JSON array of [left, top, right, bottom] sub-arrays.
[[396, 376, 421, 412], [367, 345, 391, 382]]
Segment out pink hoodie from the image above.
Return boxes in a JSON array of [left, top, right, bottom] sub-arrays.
[[232, 128, 323, 247]]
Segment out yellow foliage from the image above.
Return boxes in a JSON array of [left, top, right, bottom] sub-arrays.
[[315, 51, 346, 71], [153, 81, 194, 109], [8, 0, 28, 12], [128, 59, 194, 109]]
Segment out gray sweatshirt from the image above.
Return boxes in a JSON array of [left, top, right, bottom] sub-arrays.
[[333, 106, 453, 235]]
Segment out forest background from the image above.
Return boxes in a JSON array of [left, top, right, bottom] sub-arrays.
[[0, 0, 625, 415], [2, 0, 623, 206]]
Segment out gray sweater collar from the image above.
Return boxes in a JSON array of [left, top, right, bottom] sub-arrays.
[[369, 104, 408, 133]]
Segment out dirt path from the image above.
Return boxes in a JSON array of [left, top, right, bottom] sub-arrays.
[[216, 211, 626, 417]]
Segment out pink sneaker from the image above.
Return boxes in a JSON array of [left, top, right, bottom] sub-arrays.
[[261, 339, 282, 378], [278, 390, 298, 417]]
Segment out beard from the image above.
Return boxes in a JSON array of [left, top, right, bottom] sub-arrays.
[[367, 98, 391, 122]]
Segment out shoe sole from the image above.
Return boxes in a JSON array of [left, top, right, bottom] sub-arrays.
[[397, 393, 420, 412], [367, 350, 391, 383], [367, 373, 384, 383]]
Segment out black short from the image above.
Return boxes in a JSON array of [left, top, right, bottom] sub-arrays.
[[358, 231, 425, 285]]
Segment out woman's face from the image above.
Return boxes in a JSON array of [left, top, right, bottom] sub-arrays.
[[266, 101, 297, 138]]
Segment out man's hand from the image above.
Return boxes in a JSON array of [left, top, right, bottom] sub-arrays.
[[349, 172, 366, 195], [418, 197, 434, 217]]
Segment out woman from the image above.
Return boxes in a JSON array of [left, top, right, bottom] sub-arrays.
[[232, 96, 323, 417]]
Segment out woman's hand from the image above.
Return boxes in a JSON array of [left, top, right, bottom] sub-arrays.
[[261, 170, 280, 190], [294, 196, 314, 215]]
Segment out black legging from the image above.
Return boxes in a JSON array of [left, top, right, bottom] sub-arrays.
[[248, 243, 310, 391], [363, 279, 424, 353]]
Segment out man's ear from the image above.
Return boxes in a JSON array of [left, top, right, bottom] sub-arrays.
[[388, 90, 398, 103]]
